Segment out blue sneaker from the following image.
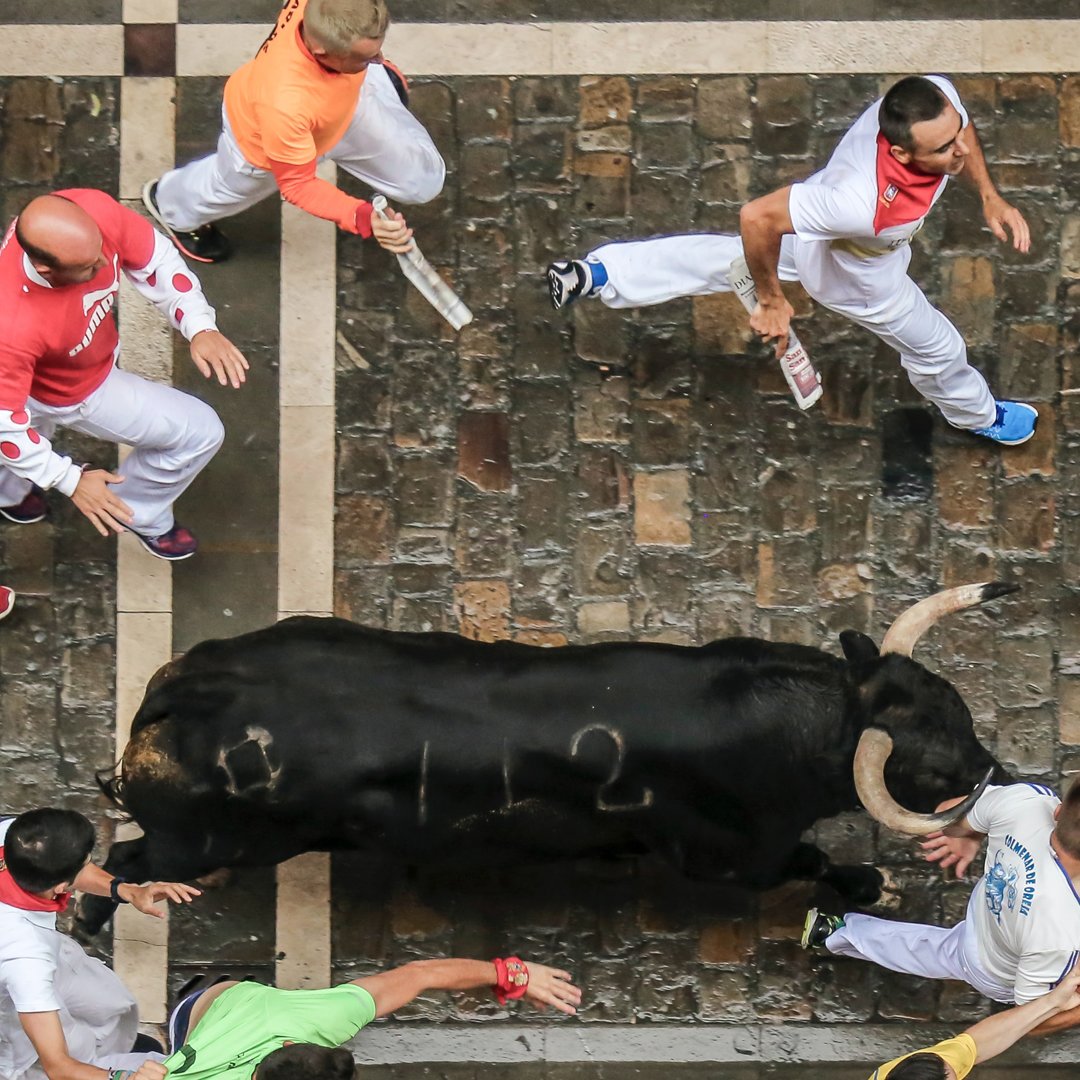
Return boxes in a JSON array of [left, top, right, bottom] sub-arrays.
[[972, 401, 1038, 446], [546, 258, 607, 310]]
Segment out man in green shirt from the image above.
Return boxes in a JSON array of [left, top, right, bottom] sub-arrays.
[[121, 955, 579, 1080]]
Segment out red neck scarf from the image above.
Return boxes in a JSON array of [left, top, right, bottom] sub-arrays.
[[873, 131, 947, 235], [0, 848, 70, 912]]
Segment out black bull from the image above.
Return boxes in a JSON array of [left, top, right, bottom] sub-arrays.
[[79, 582, 1014, 933]]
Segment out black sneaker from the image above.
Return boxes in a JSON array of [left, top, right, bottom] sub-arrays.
[[142, 179, 232, 264], [546, 258, 595, 311], [800, 908, 844, 949]]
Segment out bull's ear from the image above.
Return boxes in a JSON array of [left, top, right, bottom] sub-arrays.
[[840, 630, 880, 662]]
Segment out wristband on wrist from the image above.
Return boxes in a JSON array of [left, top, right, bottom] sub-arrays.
[[491, 956, 529, 1005], [109, 1069, 133, 1080], [109, 876, 129, 905]]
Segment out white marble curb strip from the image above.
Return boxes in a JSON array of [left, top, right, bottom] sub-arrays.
[[177, 19, 1080, 76], [274, 159, 336, 990], [8, 20, 1078, 78], [113, 71, 177, 1026], [348, 1023, 1080, 1066]]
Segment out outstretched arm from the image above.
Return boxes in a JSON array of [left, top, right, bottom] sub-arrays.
[[958, 120, 1030, 253], [19, 1012, 109, 1080], [969, 967, 1080, 1052], [353, 958, 581, 1019], [739, 185, 795, 358]]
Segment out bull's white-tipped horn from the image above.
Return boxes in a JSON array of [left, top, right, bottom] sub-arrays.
[[853, 728, 994, 836], [880, 581, 1019, 658]]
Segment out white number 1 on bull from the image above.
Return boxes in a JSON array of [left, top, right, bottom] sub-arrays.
[[728, 254, 822, 411]]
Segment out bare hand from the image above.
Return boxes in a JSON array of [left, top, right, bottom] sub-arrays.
[[749, 296, 795, 358], [190, 330, 249, 389], [120, 880, 202, 918], [982, 193, 1030, 254], [522, 963, 581, 1016], [920, 830, 982, 879], [1047, 963, 1080, 1012], [372, 206, 415, 254], [131, 1061, 168, 1080], [71, 469, 133, 536]]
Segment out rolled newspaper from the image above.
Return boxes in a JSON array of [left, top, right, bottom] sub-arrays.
[[371, 195, 473, 331], [728, 254, 822, 411]]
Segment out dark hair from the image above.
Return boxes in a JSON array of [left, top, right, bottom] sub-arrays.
[[13, 218, 60, 270], [1056, 776, 1080, 859], [257, 1044, 355, 1080], [878, 76, 949, 152], [888, 1052, 949, 1080], [4, 809, 96, 893]]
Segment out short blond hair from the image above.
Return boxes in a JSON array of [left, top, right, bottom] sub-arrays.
[[304, 0, 389, 53]]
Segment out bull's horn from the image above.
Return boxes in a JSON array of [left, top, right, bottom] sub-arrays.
[[853, 728, 994, 836], [880, 581, 1019, 658]]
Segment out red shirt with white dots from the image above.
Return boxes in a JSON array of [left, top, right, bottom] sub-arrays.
[[0, 188, 216, 494]]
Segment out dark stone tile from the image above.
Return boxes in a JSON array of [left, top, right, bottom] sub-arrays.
[[2, 0, 119, 21], [124, 23, 176, 78], [179, 0, 282, 22]]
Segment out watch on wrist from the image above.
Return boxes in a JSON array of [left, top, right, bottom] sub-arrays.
[[109, 876, 130, 905]]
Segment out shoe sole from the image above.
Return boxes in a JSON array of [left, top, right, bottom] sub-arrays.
[[0, 508, 46, 524], [141, 178, 218, 265], [547, 264, 571, 311], [800, 907, 821, 949], [133, 533, 198, 561]]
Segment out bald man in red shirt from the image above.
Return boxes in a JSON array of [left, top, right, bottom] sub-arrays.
[[0, 190, 247, 559]]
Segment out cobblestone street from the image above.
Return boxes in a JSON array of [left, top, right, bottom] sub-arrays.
[[2, 4, 1080, 1074]]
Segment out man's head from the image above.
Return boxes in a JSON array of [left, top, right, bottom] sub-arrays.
[[255, 1043, 355, 1080], [15, 194, 107, 286], [4, 808, 95, 896], [888, 1052, 953, 1080], [878, 76, 969, 177], [1053, 776, 1080, 860], [303, 0, 389, 74]]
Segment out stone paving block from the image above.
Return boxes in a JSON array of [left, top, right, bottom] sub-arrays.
[[634, 470, 692, 547]]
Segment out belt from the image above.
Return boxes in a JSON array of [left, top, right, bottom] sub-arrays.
[[829, 238, 898, 259]]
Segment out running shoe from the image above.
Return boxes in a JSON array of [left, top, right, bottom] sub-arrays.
[[142, 180, 232, 264], [134, 523, 199, 561], [971, 401, 1038, 446], [801, 908, 844, 949], [0, 485, 47, 524]]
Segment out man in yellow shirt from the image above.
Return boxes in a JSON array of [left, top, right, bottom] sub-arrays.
[[871, 965, 1080, 1079], [143, 0, 441, 262]]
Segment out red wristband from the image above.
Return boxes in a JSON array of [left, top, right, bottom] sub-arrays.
[[492, 956, 529, 1004], [354, 200, 374, 239]]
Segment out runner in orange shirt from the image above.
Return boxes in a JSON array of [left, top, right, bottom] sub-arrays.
[[143, 0, 442, 263]]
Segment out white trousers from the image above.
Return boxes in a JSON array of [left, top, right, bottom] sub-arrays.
[[0, 365, 224, 536], [0, 933, 160, 1080], [826, 912, 1015, 1003], [590, 233, 997, 430], [156, 63, 446, 231]]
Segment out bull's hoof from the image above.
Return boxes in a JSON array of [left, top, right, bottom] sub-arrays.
[[867, 867, 903, 911], [195, 867, 232, 889], [75, 893, 117, 937]]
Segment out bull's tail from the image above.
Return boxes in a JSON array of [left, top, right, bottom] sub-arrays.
[[95, 761, 127, 809]]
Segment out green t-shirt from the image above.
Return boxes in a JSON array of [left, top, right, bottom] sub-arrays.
[[870, 1034, 978, 1080], [162, 982, 376, 1079]]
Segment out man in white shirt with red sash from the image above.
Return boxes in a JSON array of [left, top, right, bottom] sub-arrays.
[[549, 75, 1037, 446], [0, 808, 199, 1080]]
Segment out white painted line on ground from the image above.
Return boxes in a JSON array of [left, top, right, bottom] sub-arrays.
[[172, 20, 1080, 76], [114, 76, 177, 1023], [122, 0, 179, 23], [274, 160, 336, 989], [0, 25, 123, 76]]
